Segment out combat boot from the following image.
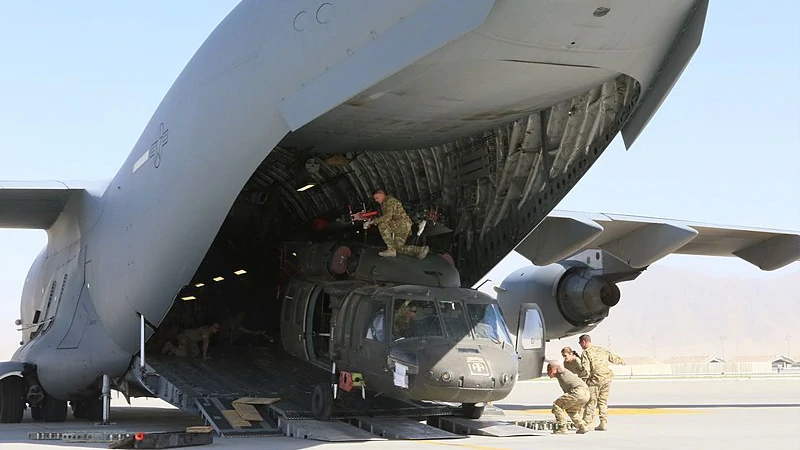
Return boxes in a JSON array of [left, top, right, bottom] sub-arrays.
[[595, 419, 607, 431], [576, 423, 589, 434], [552, 425, 567, 435], [378, 249, 397, 257]]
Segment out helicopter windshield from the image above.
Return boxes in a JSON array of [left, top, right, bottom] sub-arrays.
[[466, 303, 513, 345], [438, 300, 471, 339], [392, 298, 443, 340]]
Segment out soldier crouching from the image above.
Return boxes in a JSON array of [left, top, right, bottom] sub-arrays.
[[362, 189, 429, 259], [547, 362, 590, 434]]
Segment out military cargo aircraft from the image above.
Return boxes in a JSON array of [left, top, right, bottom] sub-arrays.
[[1, 0, 799, 429]]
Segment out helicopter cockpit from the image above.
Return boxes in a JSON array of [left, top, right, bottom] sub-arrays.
[[364, 297, 513, 346]]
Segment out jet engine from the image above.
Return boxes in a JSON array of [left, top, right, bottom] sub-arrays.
[[496, 259, 622, 342]]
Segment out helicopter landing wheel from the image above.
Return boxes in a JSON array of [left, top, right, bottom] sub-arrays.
[[462, 403, 485, 419], [311, 383, 333, 421]]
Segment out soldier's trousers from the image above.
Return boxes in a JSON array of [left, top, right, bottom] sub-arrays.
[[161, 341, 188, 357], [378, 221, 426, 256], [552, 387, 589, 427], [162, 335, 199, 357], [583, 379, 612, 424]]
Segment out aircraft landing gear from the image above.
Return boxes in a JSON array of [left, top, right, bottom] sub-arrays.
[[0, 376, 25, 423], [30, 406, 43, 421], [311, 383, 333, 421], [71, 396, 103, 421], [311, 365, 369, 421], [461, 403, 485, 419], [41, 393, 67, 422]]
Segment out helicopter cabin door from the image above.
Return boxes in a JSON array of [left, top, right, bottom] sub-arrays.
[[304, 285, 333, 366], [351, 294, 389, 384], [516, 303, 546, 380], [280, 279, 318, 362]]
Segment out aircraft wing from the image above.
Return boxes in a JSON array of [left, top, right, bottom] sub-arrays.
[[515, 210, 800, 271], [0, 181, 85, 229]]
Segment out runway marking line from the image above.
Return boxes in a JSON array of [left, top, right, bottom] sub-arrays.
[[517, 408, 705, 415]]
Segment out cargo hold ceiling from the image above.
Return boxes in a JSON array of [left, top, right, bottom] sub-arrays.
[[227, 75, 640, 286]]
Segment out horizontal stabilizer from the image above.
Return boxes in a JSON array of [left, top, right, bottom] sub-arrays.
[[0, 181, 85, 229], [516, 210, 800, 271]]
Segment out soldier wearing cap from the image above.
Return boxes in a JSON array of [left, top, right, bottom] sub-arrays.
[[362, 189, 429, 259], [578, 334, 625, 431], [547, 362, 590, 434]]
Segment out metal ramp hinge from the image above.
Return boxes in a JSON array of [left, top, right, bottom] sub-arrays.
[[27, 430, 137, 443]]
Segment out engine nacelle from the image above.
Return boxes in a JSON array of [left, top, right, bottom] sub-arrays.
[[496, 261, 621, 341]]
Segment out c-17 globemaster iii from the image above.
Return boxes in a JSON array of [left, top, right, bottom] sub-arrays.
[[1, 0, 798, 436]]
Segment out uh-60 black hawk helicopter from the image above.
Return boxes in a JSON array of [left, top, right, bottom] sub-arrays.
[[277, 216, 544, 421]]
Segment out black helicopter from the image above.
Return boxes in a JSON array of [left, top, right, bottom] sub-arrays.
[[278, 241, 537, 420]]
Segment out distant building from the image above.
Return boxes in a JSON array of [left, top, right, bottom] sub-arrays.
[[729, 355, 797, 373], [612, 356, 670, 376], [664, 356, 726, 364], [664, 355, 726, 375]]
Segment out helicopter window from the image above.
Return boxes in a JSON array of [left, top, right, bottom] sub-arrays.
[[365, 300, 386, 342], [438, 301, 471, 339], [392, 299, 442, 340], [282, 295, 292, 323], [294, 286, 307, 325], [466, 303, 513, 345], [520, 309, 544, 350]]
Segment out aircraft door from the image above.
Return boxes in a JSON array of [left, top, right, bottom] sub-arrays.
[[516, 303, 546, 380]]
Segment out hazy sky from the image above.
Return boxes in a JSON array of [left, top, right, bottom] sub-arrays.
[[0, 2, 798, 357]]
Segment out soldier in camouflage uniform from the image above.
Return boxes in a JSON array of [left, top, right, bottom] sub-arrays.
[[561, 346, 583, 375], [392, 299, 417, 340], [547, 362, 590, 434], [364, 189, 429, 258], [161, 323, 220, 359], [578, 334, 625, 431]]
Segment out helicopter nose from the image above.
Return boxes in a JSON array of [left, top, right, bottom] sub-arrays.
[[430, 353, 515, 390], [408, 342, 518, 403]]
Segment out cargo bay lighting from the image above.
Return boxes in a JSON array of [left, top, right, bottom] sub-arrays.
[[297, 183, 315, 192]]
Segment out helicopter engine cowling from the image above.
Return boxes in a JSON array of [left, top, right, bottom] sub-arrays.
[[496, 261, 620, 342]]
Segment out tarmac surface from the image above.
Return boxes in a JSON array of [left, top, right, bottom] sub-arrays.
[[1, 376, 798, 450]]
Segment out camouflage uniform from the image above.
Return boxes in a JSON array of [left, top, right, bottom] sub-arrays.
[[563, 358, 584, 419], [564, 358, 582, 376], [392, 301, 415, 339], [371, 196, 427, 257], [580, 345, 624, 429], [552, 367, 590, 433], [161, 325, 213, 357]]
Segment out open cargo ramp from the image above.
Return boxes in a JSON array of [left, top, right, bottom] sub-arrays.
[[134, 346, 459, 438]]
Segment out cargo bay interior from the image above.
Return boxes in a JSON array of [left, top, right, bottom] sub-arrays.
[[145, 73, 639, 376]]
